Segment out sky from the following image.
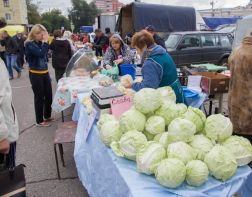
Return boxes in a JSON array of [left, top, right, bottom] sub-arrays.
[[37, 0, 250, 13]]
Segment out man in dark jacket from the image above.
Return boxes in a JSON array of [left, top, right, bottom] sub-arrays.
[[87, 29, 109, 56], [2, 31, 21, 79], [50, 29, 72, 82], [145, 25, 167, 50], [13, 31, 25, 69]]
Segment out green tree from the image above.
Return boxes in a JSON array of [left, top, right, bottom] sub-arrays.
[[41, 9, 71, 33], [26, 0, 41, 24], [69, 0, 100, 32]]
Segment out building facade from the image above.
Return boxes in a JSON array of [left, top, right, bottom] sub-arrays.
[[94, 0, 123, 13], [0, 0, 28, 24]]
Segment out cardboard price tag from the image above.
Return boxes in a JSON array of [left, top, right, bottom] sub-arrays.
[[111, 95, 133, 119], [84, 108, 97, 141]]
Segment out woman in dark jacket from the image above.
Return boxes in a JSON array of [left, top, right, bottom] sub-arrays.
[[25, 24, 53, 127], [50, 30, 72, 82], [124, 30, 184, 103]]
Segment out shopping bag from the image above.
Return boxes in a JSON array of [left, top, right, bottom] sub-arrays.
[[0, 150, 26, 197]]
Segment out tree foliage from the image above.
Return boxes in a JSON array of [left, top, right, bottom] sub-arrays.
[[69, 0, 100, 32], [41, 9, 71, 33], [26, 0, 41, 24]]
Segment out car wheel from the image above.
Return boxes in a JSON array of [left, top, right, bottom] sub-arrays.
[[219, 57, 228, 66]]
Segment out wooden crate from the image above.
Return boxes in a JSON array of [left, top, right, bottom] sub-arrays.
[[192, 72, 230, 95]]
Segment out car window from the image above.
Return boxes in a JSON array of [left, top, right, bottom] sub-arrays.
[[201, 34, 220, 47], [181, 35, 200, 48], [165, 34, 181, 49], [220, 35, 232, 47]]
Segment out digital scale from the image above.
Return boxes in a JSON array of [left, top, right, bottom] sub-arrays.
[[91, 86, 124, 110]]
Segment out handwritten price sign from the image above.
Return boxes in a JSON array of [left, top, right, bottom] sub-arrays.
[[111, 95, 133, 119], [84, 108, 97, 141]]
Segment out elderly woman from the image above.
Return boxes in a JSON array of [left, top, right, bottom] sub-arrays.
[[125, 30, 184, 103], [228, 32, 252, 141], [103, 34, 134, 71]]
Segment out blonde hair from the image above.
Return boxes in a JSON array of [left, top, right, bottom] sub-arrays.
[[26, 24, 47, 42]]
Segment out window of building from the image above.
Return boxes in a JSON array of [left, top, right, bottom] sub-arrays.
[[3, 0, 10, 7], [5, 13, 11, 21]]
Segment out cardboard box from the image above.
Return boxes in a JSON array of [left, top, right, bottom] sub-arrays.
[[192, 72, 230, 95]]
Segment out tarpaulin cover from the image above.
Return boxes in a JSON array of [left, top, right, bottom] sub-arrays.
[[203, 17, 242, 29], [116, 2, 196, 34]]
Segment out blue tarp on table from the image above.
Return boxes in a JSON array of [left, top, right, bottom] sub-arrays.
[[73, 95, 252, 197]]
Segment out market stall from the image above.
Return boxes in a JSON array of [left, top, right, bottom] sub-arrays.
[[72, 93, 252, 197]]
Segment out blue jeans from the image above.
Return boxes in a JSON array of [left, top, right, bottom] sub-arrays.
[[6, 54, 21, 78]]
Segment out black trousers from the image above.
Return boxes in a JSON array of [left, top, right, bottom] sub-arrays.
[[29, 72, 52, 124], [17, 52, 24, 68], [0, 142, 17, 169], [54, 68, 65, 82]]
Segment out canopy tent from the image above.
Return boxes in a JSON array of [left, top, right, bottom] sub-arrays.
[[0, 25, 25, 36], [116, 2, 196, 38], [203, 16, 242, 29]]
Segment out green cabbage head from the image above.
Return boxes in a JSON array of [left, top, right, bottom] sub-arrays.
[[119, 131, 147, 160], [204, 145, 237, 181], [182, 107, 206, 133], [186, 160, 209, 187], [136, 141, 166, 175], [222, 135, 252, 166], [100, 120, 122, 147], [154, 132, 174, 149], [97, 114, 116, 130], [155, 158, 186, 188], [143, 130, 155, 141], [189, 135, 214, 161], [134, 88, 162, 114], [204, 114, 233, 143], [155, 103, 182, 126], [168, 118, 196, 143], [167, 141, 196, 164], [119, 109, 146, 133], [145, 116, 165, 135], [157, 86, 176, 104]]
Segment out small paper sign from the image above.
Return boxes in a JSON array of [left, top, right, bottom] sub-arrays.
[[84, 108, 97, 141], [111, 95, 133, 119]]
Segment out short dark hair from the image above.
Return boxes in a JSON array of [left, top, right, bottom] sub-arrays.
[[95, 29, 102, 33], [53, 29, 62, 38], [132, 30, 155, 49], [105, 27, 110, 33], [0, 18, 6, 28]]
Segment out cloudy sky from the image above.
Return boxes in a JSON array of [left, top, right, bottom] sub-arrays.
[[37, 0, 250, 13]]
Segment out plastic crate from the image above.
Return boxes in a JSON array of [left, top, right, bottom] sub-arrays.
[[120, 64, 136, 80]]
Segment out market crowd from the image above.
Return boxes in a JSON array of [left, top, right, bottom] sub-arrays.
[[0, 16, 252, 186]]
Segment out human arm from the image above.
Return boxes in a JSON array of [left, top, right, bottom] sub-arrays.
[[132, 59, 162, 91], [102, 48, 114, 69], [121, 48, 135, 64]]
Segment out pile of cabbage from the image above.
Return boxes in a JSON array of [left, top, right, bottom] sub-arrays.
[[97, 87, 252, 189]]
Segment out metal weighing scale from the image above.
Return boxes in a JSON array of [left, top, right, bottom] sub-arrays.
[[91, 86, 124, 110]]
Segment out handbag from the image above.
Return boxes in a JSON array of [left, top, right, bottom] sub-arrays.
[[0, 149, 26, 197]]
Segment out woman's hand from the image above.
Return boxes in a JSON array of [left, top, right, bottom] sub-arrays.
[[105, 64, 112, 70], [114, 58, 123, 65], [42, 31, 49, 43]]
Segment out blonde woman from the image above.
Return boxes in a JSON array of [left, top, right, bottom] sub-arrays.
[[25, 24, 53, 127]]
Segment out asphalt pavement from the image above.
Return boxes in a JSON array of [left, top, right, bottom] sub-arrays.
[[10, 62, 88, 197]]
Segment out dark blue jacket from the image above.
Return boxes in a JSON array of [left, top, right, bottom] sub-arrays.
[[132, 45, 184, 103], [25, 41, 49, 71]]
